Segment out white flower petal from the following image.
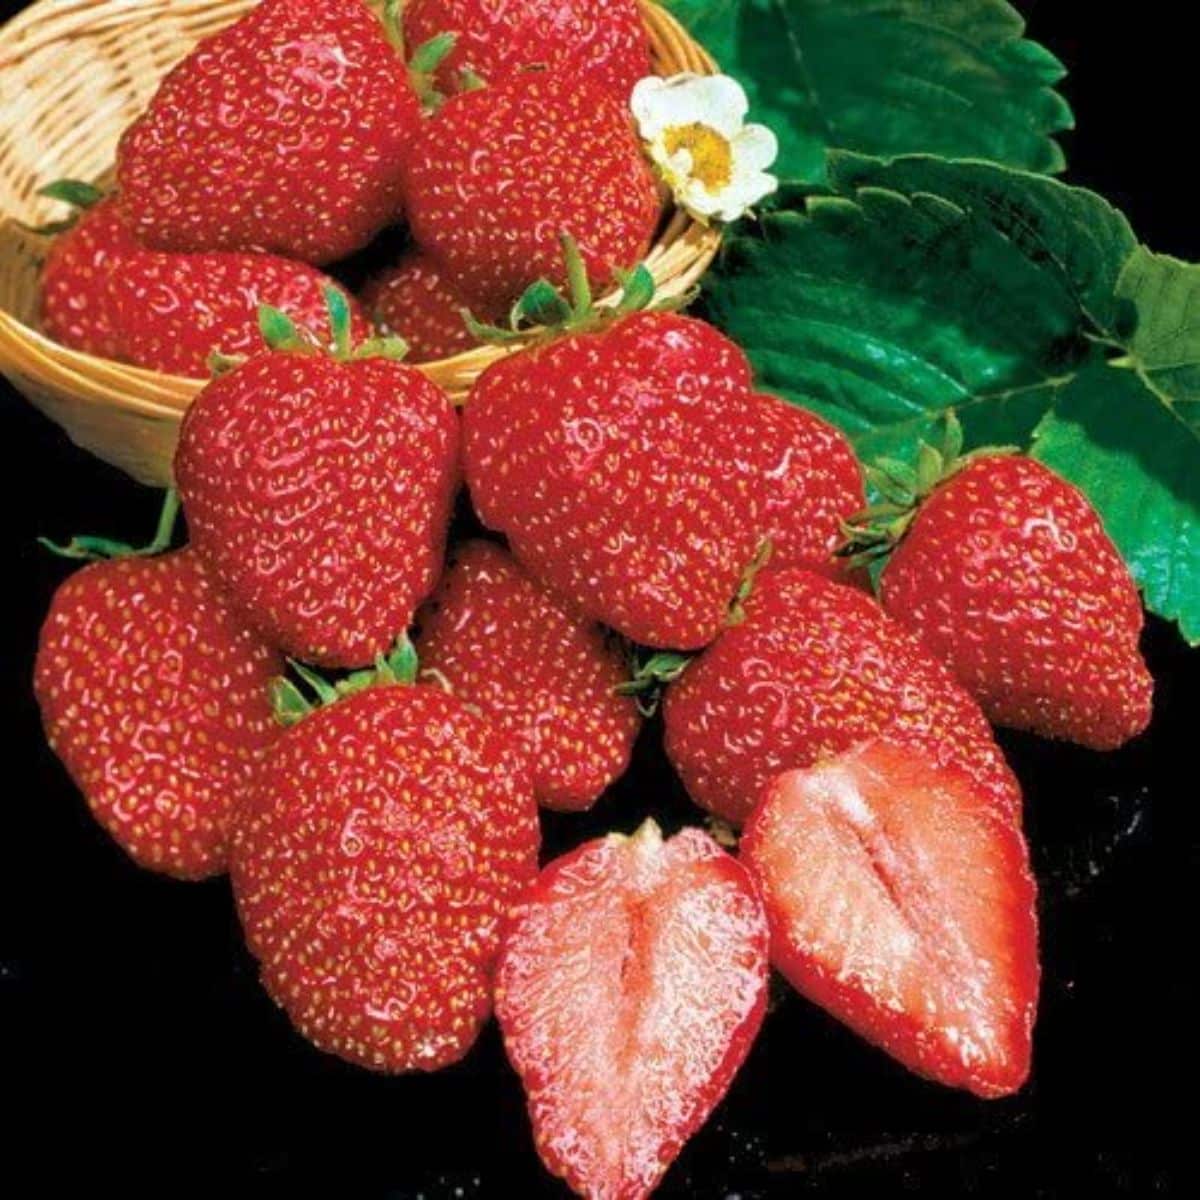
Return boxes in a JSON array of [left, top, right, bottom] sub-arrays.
[[681, 74, 749, 137], [715, 172, 778, 220], [631, 76, 670, 131], [731, 123, 779, 173], [632, 73, 705, 139], [680, 182, 725, 218]]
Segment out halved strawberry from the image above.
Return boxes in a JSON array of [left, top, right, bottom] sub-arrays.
[[741, 739, 1039, 1098], [495, 820, 768, 1200]]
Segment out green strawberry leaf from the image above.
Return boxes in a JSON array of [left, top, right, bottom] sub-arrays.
[[1111, 247, 1200, 439], [1032, 365, 1200, 644], [701, 178, 1104, 462], [825, 154, 1138, 338], [662, 0, 1072, 183]]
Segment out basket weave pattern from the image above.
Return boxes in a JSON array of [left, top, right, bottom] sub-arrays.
[[0, 0, 721, 486]]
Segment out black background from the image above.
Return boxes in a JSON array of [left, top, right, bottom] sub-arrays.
[[1, 2, 1196, 1196]]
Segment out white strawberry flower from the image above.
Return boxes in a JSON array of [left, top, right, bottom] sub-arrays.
[[631, 73, 778, 223]]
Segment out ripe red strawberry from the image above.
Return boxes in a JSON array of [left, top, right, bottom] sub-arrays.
[[362, 252, 498, 362], [232, 683, 539, 1072], [751, 392, 865, 577], [402, 68, 660, 301], [463, 310, 766, 649], [404, 0, 651, 99], [39, 195, 137, 360], [877, 454, 1152, 749], [415, 539, 640, 810], [39, 193, 370, 375], [742, 739, 1039, 1097], [175, 313, 459, 668], [116, 0, 421, 263], [496, 820, 768, 1199], [663, 568, 1022, 826], [34, 548, 284, 880], [109, 250, 371, 377]]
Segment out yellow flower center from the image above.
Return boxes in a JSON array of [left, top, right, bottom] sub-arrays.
[[663, 122, 733, 192]]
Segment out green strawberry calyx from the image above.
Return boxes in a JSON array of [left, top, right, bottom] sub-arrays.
[[839, 412, 1018, 566], [270, 635, 421, 727], [39, 488, 181, 561], [20, 178, 105, 236], [464, 233, 665, 344], [617, 649, 692, 716], [207, 286, 408, 377], [378, 0, 457, 111]]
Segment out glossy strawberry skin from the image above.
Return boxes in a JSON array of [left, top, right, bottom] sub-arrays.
[[663, 568, 1022, 826], [39, 198, 137, 359], [231, 685, 540, 1072], [751, 393, 865, 578], [117, 0, 419, 264], [175, 352, 458, 669], [415, 540, 640, 810], [110, 252, 370, 377], [34, 549, 284, 880], [40, 199, 370, 375], [464, 311, 764, 650], [362, 252, 498, 363], [742, 740, 1039, 1098], [880, 455, 1153, 750], [496, 821, 768, 1200], [404, 0, 652, 100], [403, 69, 660, 301]]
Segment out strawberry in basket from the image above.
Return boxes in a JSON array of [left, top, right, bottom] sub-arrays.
[[38, 183, 368, 376], [403, 67, 660, 304], [403, 0, 651, 99], [116, 0, 438, 263]]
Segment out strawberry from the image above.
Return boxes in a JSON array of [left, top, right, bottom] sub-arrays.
[[403, 0, 652, 100], [39, 192, 138, 360], [463, 308, 767, 649], [174, 296, 459, 668], [872, 452, 1153, 750], [414, 539, 640, 811], [109, 249, 371, 378], [116, 0, 422, 263], [402, 68, 660, 301], [34, 548, 284, 880], [751, 392, 865, 577], [663, 568, 1022, 826], [495, 819, 768, 1199], [362, 251, 497, 362], [742, 739, 1039, 1097], [231, 679, 539, 1072], [38, 188, 369, 376]]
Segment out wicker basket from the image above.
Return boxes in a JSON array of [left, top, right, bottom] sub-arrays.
[[0, 0, 720, 486]]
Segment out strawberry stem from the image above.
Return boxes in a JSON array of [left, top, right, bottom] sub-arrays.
[[616, 648, 693, 716], [379, 0, 405, 57], [838, 411, 1021, 567], [729, 537, 773, 624], [463, 236, 661, 344], [39, 488, 181, 561], [324, 284, 353, 360], [408, 32, 458, 111], [258, 304, 309, 353], [561, 233, 593, 324], [19, 178, 105, 235], [269, 635, 421, 726]]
